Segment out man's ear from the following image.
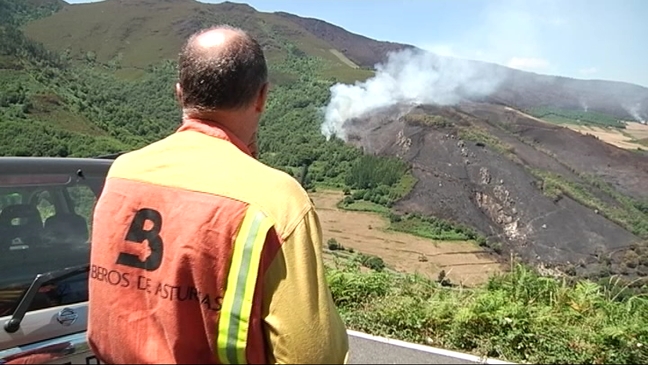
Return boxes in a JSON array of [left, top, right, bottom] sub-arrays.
[[255, 82, 270, 113], [175, 83, 183, 103]]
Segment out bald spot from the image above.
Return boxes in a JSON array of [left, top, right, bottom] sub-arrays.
[[190, 28, 246, 56], [177, 25, 267, 111]]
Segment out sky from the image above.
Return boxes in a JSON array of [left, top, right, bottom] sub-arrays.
[[65, 0, 648, 87]]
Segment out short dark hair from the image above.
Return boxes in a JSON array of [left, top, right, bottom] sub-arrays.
[[178, 25, 268, 111]]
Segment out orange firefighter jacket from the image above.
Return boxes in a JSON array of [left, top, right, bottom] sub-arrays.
[[87, 118, 349, 364]]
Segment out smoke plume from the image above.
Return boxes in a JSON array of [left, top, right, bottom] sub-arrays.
[[321, 48, 506, 140], [626, 102, 646, 124]]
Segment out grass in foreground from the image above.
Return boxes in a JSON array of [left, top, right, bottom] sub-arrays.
[[326, 260, 648, 364]]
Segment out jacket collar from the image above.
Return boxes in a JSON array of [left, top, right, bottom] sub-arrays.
[[176, 118, 253, 157]]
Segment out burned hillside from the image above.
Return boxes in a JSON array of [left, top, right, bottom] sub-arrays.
[[343, 102, 648, 277]]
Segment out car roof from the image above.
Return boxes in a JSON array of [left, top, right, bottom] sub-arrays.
[[0, 156, 115, 175]]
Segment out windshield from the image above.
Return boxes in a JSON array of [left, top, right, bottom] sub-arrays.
[[0, 173, 103, 317]]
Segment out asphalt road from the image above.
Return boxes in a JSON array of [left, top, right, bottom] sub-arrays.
[[347, 331, 513, 365]]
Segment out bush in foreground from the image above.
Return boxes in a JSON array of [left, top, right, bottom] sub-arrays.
[[325, 261, 648, 364]]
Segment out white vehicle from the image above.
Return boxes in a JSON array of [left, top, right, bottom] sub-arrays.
[[0, 156, 115, 364]]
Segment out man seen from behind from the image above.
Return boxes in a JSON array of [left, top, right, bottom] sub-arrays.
[[87, 25, 349, 364]]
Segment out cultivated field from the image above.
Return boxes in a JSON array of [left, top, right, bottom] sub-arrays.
[[627, 121, 648, 139], [565, 123, 648, 150], [311, 190, 504, 286], [506, 107, 648, 150]]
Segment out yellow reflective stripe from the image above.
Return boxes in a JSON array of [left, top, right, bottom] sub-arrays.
[[217, 208, 273, 364]]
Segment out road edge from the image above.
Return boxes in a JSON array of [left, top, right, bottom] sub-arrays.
[[347, 330, 516, 364]]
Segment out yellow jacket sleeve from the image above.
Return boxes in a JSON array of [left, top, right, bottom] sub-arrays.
[[262, 207, 349, 364]]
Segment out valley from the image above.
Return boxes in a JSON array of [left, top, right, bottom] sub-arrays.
[[314, 189, 503, 287]]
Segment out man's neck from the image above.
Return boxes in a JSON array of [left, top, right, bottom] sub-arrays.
[[182, 110, 252, 145], [178, 117, 255, 158]]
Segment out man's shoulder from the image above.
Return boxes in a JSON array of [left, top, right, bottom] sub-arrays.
[[106, 135, 314, 239], [105, 137, 172, 176], [235, 158, 314, 237], [247, 159, 308, 199]]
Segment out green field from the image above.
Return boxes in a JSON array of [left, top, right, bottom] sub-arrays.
[[525, 106, 626, 129]]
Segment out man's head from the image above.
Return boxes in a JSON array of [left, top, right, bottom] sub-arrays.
[[176, 25, 269, 147]]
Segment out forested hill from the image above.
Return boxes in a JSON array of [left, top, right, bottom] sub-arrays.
[[0, 0, 386, 192]]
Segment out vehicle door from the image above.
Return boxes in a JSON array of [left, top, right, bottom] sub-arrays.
[[0, 168, 106, 364]]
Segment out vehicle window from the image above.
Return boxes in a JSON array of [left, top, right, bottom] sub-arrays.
[[0, 192, 22, 210], [0, 173, 105, 318], [67, 184, 97, 237], [35, 190, 56, 222]]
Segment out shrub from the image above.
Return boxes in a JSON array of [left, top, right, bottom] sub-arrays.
[[327, 238, 344, 251]]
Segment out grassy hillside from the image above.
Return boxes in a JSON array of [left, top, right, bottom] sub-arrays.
[[0, 0, 382, 188], [13, 0, 648, 121], [22, 0, 374, 83]]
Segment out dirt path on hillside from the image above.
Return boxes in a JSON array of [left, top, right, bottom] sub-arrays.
[[328, 49, 359, 69], [311, 190, 504, 286], [504, 106, 550, 124]]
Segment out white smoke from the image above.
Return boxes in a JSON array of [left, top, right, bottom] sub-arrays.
[[626, 102, 646, 124], [321, 48, 506, 141], [579, 98, 589, 112]]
